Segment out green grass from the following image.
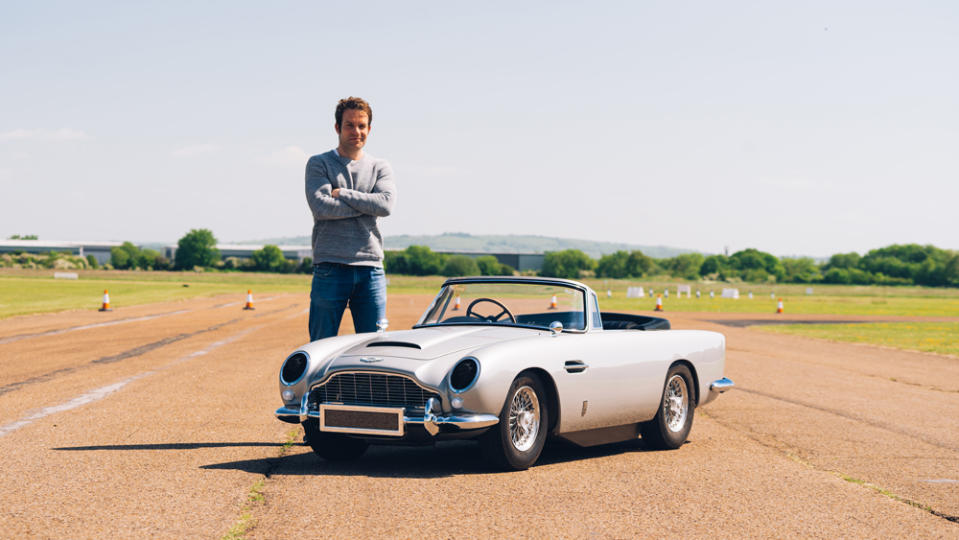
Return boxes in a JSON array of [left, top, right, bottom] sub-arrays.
[[759, 322, 959, 357], [0, 271, 309, 319], [0, 269, 447, 319], [597, 293, 959, 317], [587, 277, 959, 317], [3, 269, 959, 319]]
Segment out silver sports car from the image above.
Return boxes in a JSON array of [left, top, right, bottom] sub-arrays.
[[276, 276, 733, 470]]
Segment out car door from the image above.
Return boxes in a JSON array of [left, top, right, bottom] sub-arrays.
[[551, 329, 666, 433]]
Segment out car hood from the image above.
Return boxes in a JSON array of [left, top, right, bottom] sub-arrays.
[[336, 325, 534, 361]]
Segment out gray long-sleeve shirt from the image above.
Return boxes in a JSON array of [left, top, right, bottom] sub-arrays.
[[305, 150, 396, 266]]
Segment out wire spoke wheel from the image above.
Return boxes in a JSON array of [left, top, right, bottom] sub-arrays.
[[662, 374, 689, 433], [507, 385, 540, 452], [481, 374, 548, 470]]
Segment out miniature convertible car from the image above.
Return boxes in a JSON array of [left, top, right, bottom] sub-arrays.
[[276, 276, 733, 470]]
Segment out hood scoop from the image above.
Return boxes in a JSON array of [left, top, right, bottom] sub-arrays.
[[366, 341, 421, 350], [338, 327, 523, 361]]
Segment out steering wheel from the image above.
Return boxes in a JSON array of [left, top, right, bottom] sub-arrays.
[[465, 297, 517, 324]]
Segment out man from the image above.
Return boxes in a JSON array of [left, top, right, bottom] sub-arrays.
[[305, 96, 396, 341]]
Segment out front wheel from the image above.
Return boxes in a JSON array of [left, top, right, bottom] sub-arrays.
[[302, 419, 369, 461], [480, 373, 549, 470], [641, 364, 695, 450]]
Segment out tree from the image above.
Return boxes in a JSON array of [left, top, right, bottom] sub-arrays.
[[383, 251, 409, 274], [781, 257, 821, 283], [664, 253, 705, 280], [823, 252, 860, 271], [540, 249, 595, 279], [476, 255, 499, 276], [596, 251, 629, 278], [626, 250, 654, 277], [251, 245, 287, 272], [700, 254, 729, 278], [475, 255, 513, 276], [110, 242, 141, 270], [403, 245, 446, 275], [174, 229, 220, 269], [729, 248, 785, 282], [137, 248, 165, 270], [442, 255, 480, 277]]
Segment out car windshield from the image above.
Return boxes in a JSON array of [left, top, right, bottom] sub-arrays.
[[416, 280, 587, 331]]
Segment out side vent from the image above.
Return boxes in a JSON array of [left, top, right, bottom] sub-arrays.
[[366, 341, 422, 350]]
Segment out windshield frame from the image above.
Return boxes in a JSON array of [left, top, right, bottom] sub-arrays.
[[413, 276, 595, 334]]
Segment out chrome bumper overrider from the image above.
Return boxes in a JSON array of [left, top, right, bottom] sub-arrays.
[[710, 377, 735, 394], [274, 397, 499, 436]]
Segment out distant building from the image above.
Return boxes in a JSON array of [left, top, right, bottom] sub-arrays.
[[435, 251, 545, 272], [0, 239, 121, 264], [163, 243, 313, 262]]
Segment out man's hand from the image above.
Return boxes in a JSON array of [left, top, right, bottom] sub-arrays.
[[331, 188, 341, 198]]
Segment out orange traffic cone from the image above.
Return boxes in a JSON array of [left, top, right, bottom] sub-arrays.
[[776, 298, 784, 314], [452, 296, 461, 311], [243, 290, 255, 310], [98, 289, 112, 312], [654, 294, 664, 312], [548, 295, 558, 310]]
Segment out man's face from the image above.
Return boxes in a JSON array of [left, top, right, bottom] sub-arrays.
[[336, 109, 370, 153]]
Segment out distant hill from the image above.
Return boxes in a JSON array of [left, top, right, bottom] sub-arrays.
[[247, 232, 699, 259]]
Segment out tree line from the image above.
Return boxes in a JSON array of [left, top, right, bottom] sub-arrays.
[[109, 229, 311, 273], [98, 229, 959, 288], [542, 244, 959, 287]]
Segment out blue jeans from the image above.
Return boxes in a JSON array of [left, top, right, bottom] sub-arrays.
[[309, 263, 386, 341]]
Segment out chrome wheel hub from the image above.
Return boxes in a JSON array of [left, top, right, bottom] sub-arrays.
[[663, 374, 689, 433], [508, 385, 540, 452]]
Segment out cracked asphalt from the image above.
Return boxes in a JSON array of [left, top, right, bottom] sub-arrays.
[[0, 294, 956, 538]]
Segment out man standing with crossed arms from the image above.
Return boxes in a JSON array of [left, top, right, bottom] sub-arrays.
[[305, 96, 396, 341]]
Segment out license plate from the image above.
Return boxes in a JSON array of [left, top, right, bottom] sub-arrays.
[[319, 404, 405, 436]]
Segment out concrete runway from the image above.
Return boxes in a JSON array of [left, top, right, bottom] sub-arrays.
[[1, 293, 956, 538]]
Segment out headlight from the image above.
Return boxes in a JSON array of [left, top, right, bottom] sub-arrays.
[[280, 352, 308, 385], [449, 357, 479, 392]]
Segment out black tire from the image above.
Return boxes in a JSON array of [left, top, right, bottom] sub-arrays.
[[480, 373, 549, 471], [302, 419, 369, 461], [640, 364, 695, 450]]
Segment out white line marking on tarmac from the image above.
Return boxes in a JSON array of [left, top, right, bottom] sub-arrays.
[[0, 294, 285, 344], [0, 310, 190, 345], [0, 326, 259, 438]]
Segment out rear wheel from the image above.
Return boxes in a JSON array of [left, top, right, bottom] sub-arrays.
[[481, 373, 549, 470], [302, 419, 369, 461], [641, 364, 695, 450]]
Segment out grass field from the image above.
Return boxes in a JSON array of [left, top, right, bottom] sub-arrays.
[[759, 322, 959, 358], [3, 269, 959, 319], [0, 269, 447, 319], [2, 269, 957, 356], [585, 278, 959, 317]]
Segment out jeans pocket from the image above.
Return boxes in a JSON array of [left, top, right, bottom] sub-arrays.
[[313, 263, 335, 279]]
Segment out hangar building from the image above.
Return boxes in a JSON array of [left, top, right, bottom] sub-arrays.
[[0, 240, 121, 264]]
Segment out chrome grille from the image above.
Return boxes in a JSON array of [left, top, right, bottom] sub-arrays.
[[309, 372, 438, 410]]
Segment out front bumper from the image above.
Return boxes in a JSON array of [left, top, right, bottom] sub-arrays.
[[275, 397, 499, 436]]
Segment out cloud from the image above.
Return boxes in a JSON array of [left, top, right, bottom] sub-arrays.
[[0, 128, 90, 141], [171, 143, 221, 157]]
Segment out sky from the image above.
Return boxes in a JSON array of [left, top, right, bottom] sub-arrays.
[[1, 1, 957, 258]]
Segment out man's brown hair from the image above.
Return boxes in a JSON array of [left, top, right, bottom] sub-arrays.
[[335, 96, 372, 127]]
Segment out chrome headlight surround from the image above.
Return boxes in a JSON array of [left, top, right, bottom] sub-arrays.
[[449, 356, 480, 393], [280, 351, 310, 386]]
